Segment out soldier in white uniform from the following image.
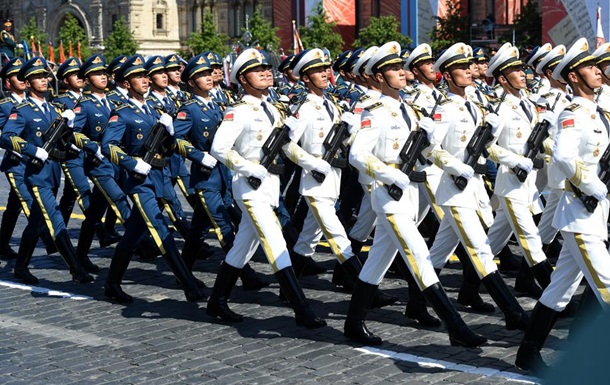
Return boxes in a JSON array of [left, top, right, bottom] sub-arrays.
[[284, 48, 396, 308], [593, 43, 610, 110], [345, 41, 486, 348], [516, 38, 610, 373], [427, 43, 529, 331], [484, 44, 555, 297], [535, 45, 572, 259], [526, 43, 552, 99], [207, 49, 326, 329]]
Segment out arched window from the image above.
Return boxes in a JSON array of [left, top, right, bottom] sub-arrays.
[[156, 13, 164, 30]]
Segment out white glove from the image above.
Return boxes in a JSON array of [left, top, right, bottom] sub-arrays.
[[61, 110, 75, 128], [588, 178, 608, 202], [338, 100, 350, 111], [390, 168, 410, 190], [159, 113, 174, 136], [485, 113, 503, 137], [454, 162, 475, 180], [95, 146, 104, 160], [35, 147, 49, 162], [69, 143, 81, 153], [515, 157, 534, 174], [341, 111, 359, 129], [16, 43, 23, 49], [134, 159, 151, 176], [201, 153, 217, 168], [313, 159, 332, 175], [284, 116, 300, 130], [539, 110, 557, 126], [249, 163, 268, 181]]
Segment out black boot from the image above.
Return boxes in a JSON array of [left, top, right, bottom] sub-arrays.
[[497, 244, 521, 274], [542, 238, 562, 264], [341, 255, 398, 309], [332, 260, 355, 292], [179, 236, 207, 289], [456, 245, 495, 313], [530, 259, 553, 289], [240, 263, 269, 290], [104, 248, 134, 303], [0, 197, 19, 259], [515, 302, 558, 373], [514, 259, 543, 298], [290, 251, 327, 276], [76, 221, 100, 273], [55, 231, 94, 283], [275, 266, 327, 328], [482, 271, 529, 330], [422, 283, 487, 347], [96, 222, 120, 247], [136, 235, 161, 261], [348, 236, 365, 255], [206, 262, 243, 322], [344, 279, 382, 345], [14, 232, 39, 284], [393, 257, 441, 327], [161, 240, 206, 302], [173, 217, 191, 240]]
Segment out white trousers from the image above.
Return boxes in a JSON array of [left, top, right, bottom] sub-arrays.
[[537, 189, 562, 244], [348, 184, 377, 242]]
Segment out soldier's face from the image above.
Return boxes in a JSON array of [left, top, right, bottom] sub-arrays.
[[87, 70, 108, 90], [149, 70, 168, 88], [167, 68, 181, 84], [444, 63, 471, 88], [303, 66, 329, 89], [477, 61, 489, 77], [415, 60, 436, 82], [65, 73, 83, 90], [212, 66, 223, 82], [125, 73, 149, 96], [190, 70, 214, 91], [403, 68, 415, 82], [502, 66, 526, 89], [574, 63, 602, 88], [470, 61, 480, 79], [380, 63, 407, 89], [8, 75, 26, 93], [241, 66, 267, 89], [263, 66, 274, 86], [25, 73, 48, 93]]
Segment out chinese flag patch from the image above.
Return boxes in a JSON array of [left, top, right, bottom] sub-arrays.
[[8, 113, 17, 120], [224, 112, 234, 121], [109, 115, 119, 123], [561, 118, 575, 129], [74, 106, 81, 113], [361, 119, 371, 128], [354, 107, 364, 114], [176, 111, 187, 120], [432, 113, 442, 122]]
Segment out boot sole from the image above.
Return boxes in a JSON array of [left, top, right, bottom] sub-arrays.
[[205, 308, 243, 323]]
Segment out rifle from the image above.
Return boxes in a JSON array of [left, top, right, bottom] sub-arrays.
[[454, 92, 506, 190], [578, 131, 610, 213], [514, 97, 558, 182], [385, 96, 442, 201], [132, 107, 174, 183], [311, 92, 361, 183], [247, 94, 308, 190], [30, 96, 82, 171]]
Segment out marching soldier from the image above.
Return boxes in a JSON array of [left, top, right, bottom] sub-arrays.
[[101, 54, 205, 303], [207, 48, 326, 328], [0, 57, 93, 284], [525, 43, 552, 97], [516, 38, 610, 373], [0, 20, 16, 60], [427, 43, 529, 331], [346, 41, 486, 347], [594, 43, 610, 109], [106, 55, 129, 106]]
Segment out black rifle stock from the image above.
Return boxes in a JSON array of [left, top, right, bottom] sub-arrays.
[[385, 95, 442, 201], [578, 144, 610, 213], [132, 107, 175, 183], [31, 96, 82, 171], [454, 92, 506, 190], [513, 97, 558, 182], [247, 95, 308, 190]]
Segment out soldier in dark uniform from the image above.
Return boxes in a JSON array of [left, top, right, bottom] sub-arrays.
[[0, 20, 16, 60], [101, 55, 205, 303], [106, 55, 129, 106], [0, 57, 93, 284]]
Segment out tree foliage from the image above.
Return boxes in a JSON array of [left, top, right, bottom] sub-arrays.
[[508, 2, 542, 47], [428, 0, 469, 53], [299, 1, 344, 58], [187, 11, 230, 57], [103, 17, 138, 59], [57, 14, 92, 59], [245, 5, 280, 51], [18, 17, 47, 55], [353, 16, 411, 49]]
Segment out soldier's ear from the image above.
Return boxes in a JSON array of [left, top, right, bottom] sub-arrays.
[[375, 72, 384, 84], [122, 79, 131, 90]]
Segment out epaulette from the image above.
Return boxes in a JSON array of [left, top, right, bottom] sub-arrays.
[[55, 92, 72, 100], [403, 88, 418, 95], [359, 94, 371, 102], [0, 97, 12, 105], [183, 99, 198, 106], [471, 100, 486, 109], [230, 100, 246, 108], [563, 103, 580, 112], [16, 101, 33, 110], [365, 102, 383, 112], [439, 97, 451, 105], [116, 103, 131, 112]]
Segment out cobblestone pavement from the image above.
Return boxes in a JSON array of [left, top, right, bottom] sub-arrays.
[[0, 161, 577, 384]]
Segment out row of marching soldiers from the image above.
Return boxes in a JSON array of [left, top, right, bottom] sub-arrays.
[[1, 35, 609, 374]]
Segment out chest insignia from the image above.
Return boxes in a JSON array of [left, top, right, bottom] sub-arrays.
[[135, 119, 143, 124], [136, 133, 144, 140]]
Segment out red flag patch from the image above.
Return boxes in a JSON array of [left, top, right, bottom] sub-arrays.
[[361, 119, 371, 128], [224, 112, 234, 121], [354, 107, 364, 114], [432, 113, 442, 122], [109, 115, 118, 123], [177, 111, 187, 120], [74, 106, 81, 113], [8, 113, 17, 120], [561, 118, 575, 129]]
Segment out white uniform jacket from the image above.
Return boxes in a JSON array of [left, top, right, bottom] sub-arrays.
[[542, 88, 572, 190], [349, 89, 382, 185], [210, 94, 282, 207], [597, 83, 610, 111], [552, 97, 610, 238], [283, 93, 342, 198]]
